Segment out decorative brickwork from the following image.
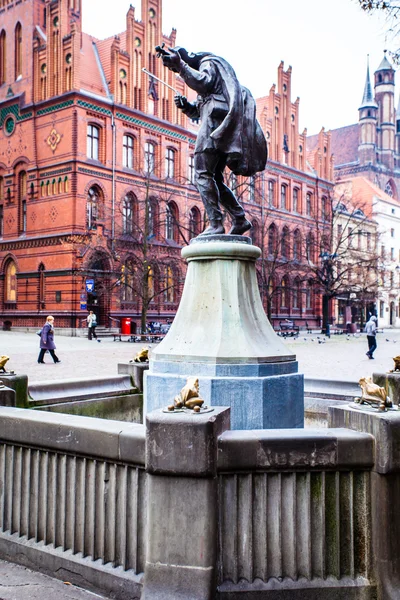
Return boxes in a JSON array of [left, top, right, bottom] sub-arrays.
[[0, 0, 334, 331]]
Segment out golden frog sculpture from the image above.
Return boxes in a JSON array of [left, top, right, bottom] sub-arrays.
[[173, 376, 204, 411], [354, 376, 392, 412], [132, 347, 149, 363], [0, 355, 10, 373]]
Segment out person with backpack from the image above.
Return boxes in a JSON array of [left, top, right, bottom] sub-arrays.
[[87, 310, 99, 341]]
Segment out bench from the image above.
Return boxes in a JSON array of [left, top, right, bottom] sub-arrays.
[[278, 320, 299, 338]]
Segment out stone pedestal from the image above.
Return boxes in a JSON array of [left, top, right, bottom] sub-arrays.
[[145, 236, 303, 430], [143, 406, 230, 600]]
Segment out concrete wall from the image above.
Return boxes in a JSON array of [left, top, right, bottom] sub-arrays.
[[0, 406, 379, 600]]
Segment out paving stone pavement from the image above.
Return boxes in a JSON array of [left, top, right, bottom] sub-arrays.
[[0, 327, 399, 384], [0, 559, 107, 599]]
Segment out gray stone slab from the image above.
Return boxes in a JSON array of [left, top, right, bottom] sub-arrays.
[[0, 406, 145, 465], [373, 371, 400, 406], [28, 375, 135, 404], [329, 404, 400, 474], [146, 407, 230, 476], [217, 428, 374, 471]]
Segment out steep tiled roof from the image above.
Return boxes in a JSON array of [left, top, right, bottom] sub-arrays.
[[80, 33, 109, 98], [329, 124, 359, 167], [336, 176, 400, 218]]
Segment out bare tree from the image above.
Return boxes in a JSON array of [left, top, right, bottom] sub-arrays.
[[302, 192, 380, 333], [356, 0, 400, 62]]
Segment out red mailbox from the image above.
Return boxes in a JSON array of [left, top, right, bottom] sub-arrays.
[[121, 318, 131, 334]]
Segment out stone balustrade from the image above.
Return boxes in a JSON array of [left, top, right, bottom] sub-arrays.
[[0, 405, 383, 599]]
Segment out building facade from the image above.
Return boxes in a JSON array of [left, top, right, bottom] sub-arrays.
[[0, 0, 334, 333], [311, 53, 400, 327]]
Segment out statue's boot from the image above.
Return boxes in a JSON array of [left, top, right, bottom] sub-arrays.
[[229, 217, 252, 235], [198, 220, 225, 236]]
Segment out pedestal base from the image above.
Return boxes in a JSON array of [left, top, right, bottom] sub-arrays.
[[145, 360, 304, 430]]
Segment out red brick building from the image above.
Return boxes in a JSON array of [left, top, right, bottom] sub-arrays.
[[0, 0, 334, 333]]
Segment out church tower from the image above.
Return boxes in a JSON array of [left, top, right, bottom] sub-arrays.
[[374, 51, 395, 170], [358, 57, 378, 166]]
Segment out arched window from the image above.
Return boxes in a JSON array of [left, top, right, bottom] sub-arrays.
[[281, 226, 290, 259], [249, 176, 256, 203], [252, 220, 259, 246], [293, 187, 299, 213], [14, 22, 22, 80], [306, 232, 314, 262], [0, 30, 6, 86], [292, 277, 301, 309], [38, 263, 45, 308], [4, 260, 17, 303], [148, 198, 159, 239], [122, 193, 135, 234], [229, 172, 237, 191], [293, 229, 301, 260], [280, 276, 289, 308], [18, 170, 27, 233], [268, 180, 275, 206], [188, 155, 195, 184], [385, 180, 395, 198], [268, 223, 277, 255], [306, 192, 312, 216], [305, 281, 313, 309], [122, 257, 135, 302], [87, 185, 102, 229], [87, 124, 100, 160], [145, 141, 156, 174], [189, 206, 202, 239], [165, 202, 179, 242], [164, 265, 175, 303], [321, 195, 329, 220], [123, 134, 134, 169], [165, 148, 176, 179], [281, 184, 287, 210]]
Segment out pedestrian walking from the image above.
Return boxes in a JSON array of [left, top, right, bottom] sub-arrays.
[[86, 310, 99, 341], [365, 315, 378, 359], [37, 315, 61, 364]]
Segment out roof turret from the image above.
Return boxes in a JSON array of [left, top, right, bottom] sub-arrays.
[[359, 57, 378, 110], [376, 50, 393, 72]]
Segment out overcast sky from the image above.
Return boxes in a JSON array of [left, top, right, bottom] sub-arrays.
[[83, 0, 391, 135]]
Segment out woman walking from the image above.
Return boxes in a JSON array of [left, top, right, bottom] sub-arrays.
[[37, 315, 61, 364]]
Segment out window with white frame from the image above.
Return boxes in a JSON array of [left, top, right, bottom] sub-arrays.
[[87, 125, 100, 160], [145, 141, 156, 174], [123, 135, 134, 169], [165, 148, 175, 179]]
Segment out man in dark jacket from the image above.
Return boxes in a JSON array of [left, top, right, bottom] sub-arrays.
[[161, 47, 267, 236]]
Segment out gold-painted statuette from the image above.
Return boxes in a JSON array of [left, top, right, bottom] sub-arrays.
[[131, 347, 149, 363], [174, 376, 204, 410], [354, 376, 392, 412]]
